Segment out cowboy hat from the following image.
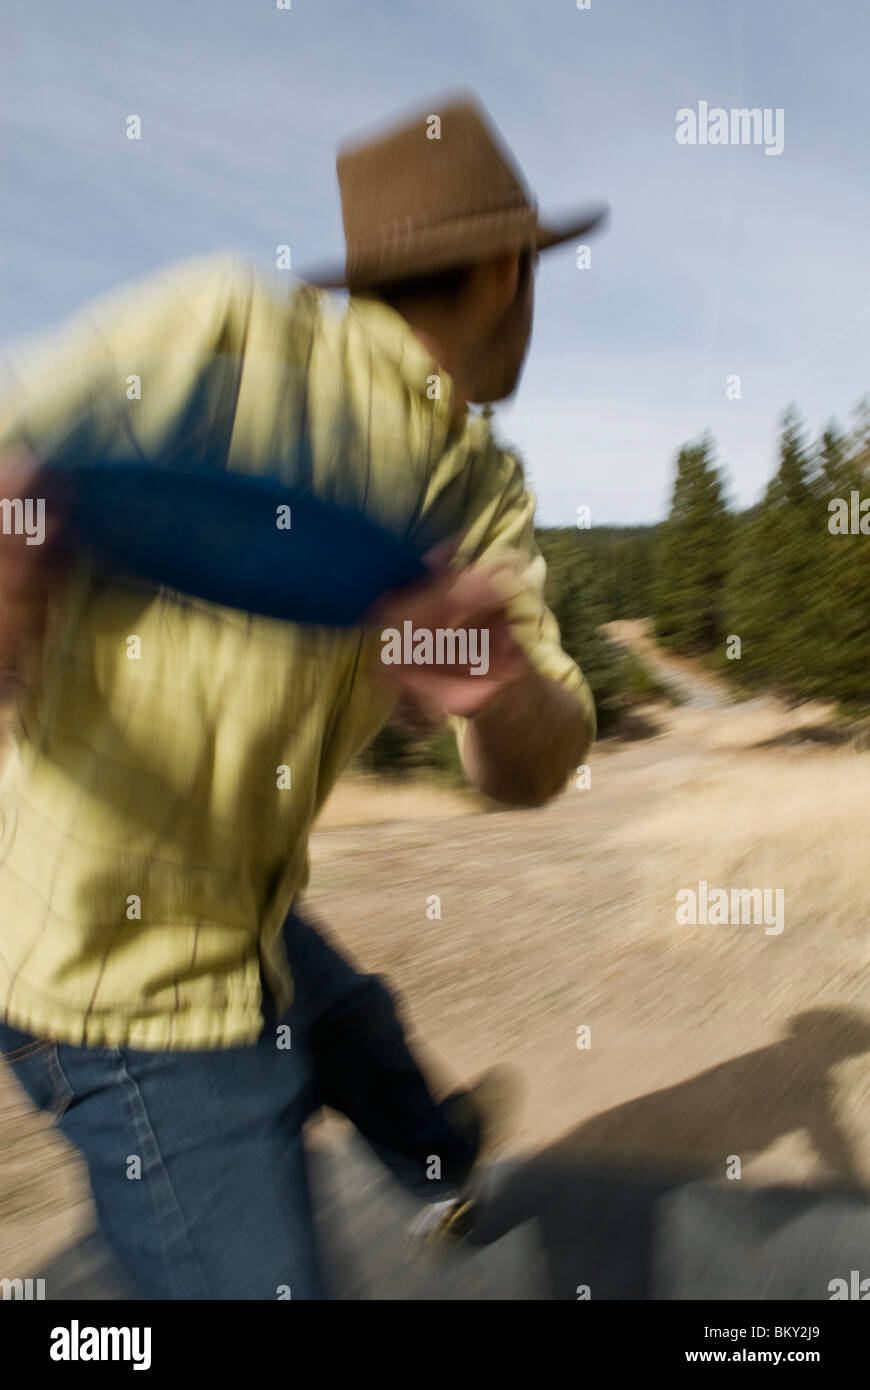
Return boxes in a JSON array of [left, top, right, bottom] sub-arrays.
[[303, 92, 609, 290]]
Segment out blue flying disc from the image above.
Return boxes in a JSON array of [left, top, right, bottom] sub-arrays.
[[43, 461, 427, 627]]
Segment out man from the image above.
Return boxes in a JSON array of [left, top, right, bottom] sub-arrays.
[[0, 95, 603, 1298]]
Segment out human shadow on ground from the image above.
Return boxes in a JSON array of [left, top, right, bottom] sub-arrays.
[[470, 1008, 870, 1299]]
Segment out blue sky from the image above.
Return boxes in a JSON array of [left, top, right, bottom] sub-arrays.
[[2, 0, 868, 523]]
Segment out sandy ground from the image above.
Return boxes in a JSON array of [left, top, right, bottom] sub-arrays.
[[3, 621, 870, 1285]]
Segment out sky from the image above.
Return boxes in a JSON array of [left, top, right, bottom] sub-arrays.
[[1, 0, 868, 524]]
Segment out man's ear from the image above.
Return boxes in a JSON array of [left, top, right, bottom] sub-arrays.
[[468, 251, 521, 323], [489, 251, 521, 308]]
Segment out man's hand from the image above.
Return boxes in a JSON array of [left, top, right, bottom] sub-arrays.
[[367, 550, 534, 720], [0, 451, 71, 700], [366, 548, 593, 806]]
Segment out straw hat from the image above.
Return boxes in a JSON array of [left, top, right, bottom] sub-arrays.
[[305, 93, 609, 290]]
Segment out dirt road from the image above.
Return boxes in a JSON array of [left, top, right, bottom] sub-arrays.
[[605, 618, 733, 709], [3, 624, 870, 1293]]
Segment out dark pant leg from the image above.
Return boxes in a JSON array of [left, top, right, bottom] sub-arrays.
[[281, 909, 478, 1198], [0, 1018, 327, 1300]]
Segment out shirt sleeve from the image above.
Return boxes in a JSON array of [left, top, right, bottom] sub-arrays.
[[432, 430, 597, 752], [0, 252, 255, 471]]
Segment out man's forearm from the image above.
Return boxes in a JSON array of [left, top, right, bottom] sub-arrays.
[[461, 669, 593, 807]]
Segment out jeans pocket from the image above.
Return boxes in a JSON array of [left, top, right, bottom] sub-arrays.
[[0, 1031, 53, 1063], [44, 1044, 74, 1117], [0, 1025, 74, 1117]]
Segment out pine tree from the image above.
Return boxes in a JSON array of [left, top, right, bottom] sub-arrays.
[[811, 407, 870, 710], [723, 407, 822, 696], [653, 434, 731, 653], [536, 527, 630, 729]]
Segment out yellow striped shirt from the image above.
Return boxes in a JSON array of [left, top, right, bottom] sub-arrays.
[[0, 253, 594, 1048]]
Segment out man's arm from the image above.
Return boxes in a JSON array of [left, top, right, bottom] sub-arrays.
[[0, 451, 72, 700], [462, 667, 592, 807], [387, 436, 597, 807]]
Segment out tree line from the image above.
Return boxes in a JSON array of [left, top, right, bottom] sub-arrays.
[[651, 400, 870, 712]]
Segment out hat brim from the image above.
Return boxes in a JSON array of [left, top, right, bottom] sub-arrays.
[[302, 201, 609, 290], [535, 202, 610, 252]]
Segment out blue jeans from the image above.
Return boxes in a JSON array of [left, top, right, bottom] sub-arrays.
[[0, 910, 476, 1300]]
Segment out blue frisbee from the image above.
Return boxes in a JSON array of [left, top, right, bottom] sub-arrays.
[[43, 461, 427, 627]]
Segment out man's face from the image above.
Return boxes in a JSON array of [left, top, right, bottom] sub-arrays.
[[468, 254, 535, 404]]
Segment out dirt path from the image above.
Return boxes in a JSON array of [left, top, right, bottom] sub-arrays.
[[604, 618, 733, 709], [3, 628, 870, 1289]]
